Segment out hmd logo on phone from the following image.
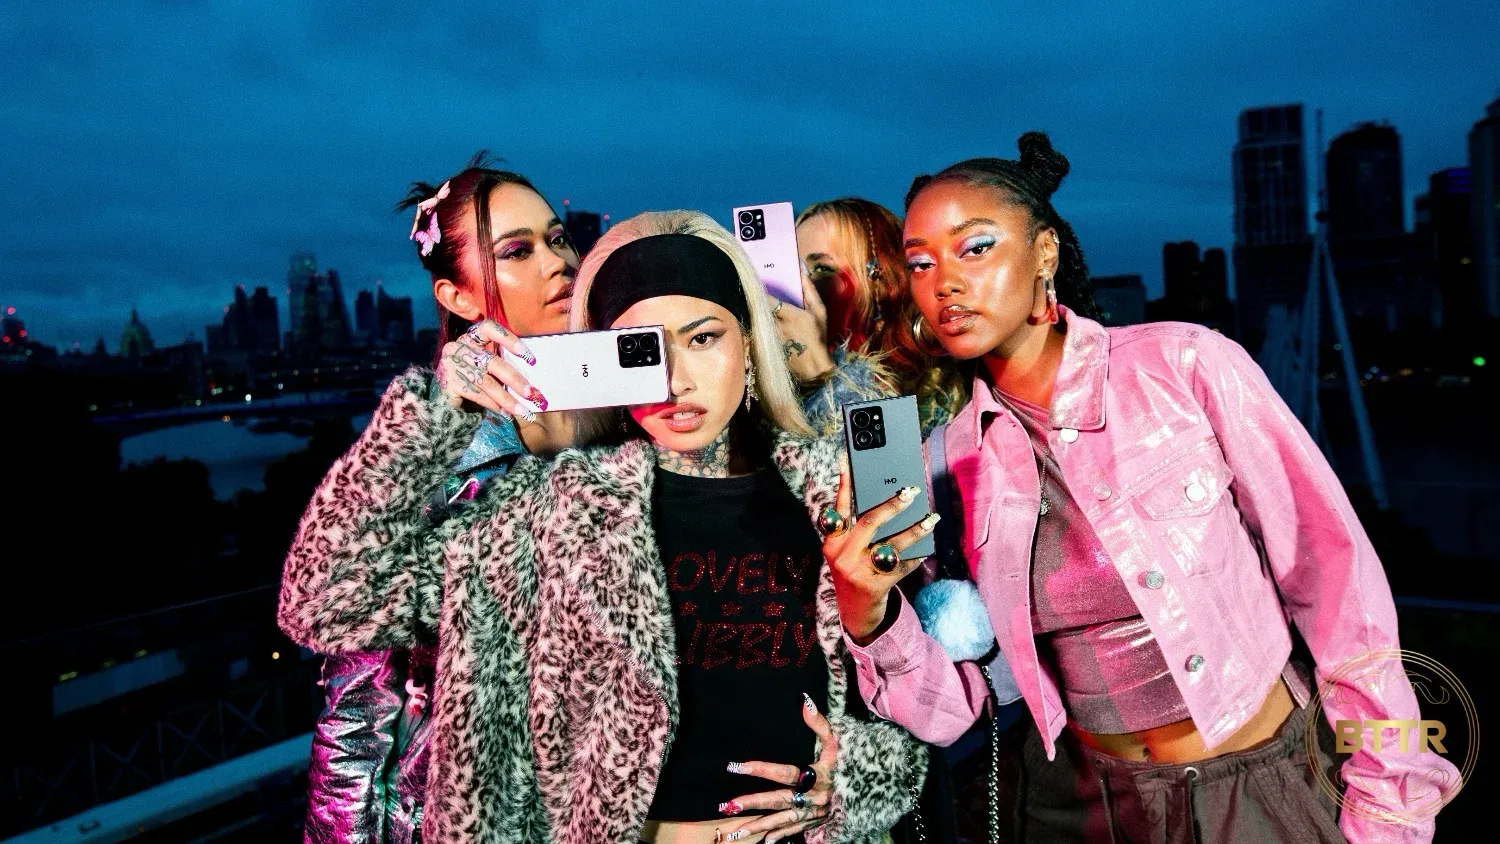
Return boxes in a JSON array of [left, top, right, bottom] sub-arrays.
[[884, 477, 898, 484], [581, 364, 589, 377]]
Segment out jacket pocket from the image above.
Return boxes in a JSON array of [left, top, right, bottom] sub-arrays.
[[1133, 449, 1237, 576]]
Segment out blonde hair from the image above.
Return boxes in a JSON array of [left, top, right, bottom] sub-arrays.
[[571, 210, 813, 439]]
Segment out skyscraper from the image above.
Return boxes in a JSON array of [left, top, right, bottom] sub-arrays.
[[1469, 96, 1500, 319], [1233, 104, 1312, 354], [286, 252, 318, 346], [1160, 242, 1233, 331], [1327, 122, 1404, 240], [354, 289, 377, 346], [1417, 167, 1474, 329], [1326, 122, 1414, 330]]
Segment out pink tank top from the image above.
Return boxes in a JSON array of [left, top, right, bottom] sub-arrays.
[[998, 390, 1190, 734]]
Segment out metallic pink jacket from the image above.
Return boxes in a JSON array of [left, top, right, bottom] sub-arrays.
[[846, 309, 1460, 844]]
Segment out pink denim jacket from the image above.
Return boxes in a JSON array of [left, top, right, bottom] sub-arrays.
[[846, 308, 1460, 843]]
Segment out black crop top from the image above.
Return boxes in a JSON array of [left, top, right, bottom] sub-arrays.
[[645, 468, 830, 821]]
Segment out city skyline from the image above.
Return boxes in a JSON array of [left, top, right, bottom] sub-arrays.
[[3, 2, 1498, 346]]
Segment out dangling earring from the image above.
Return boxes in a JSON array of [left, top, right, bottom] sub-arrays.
[[1044, 273, 1059, 325], [744, 358, 758, 412], [911, 313, 949, 357]]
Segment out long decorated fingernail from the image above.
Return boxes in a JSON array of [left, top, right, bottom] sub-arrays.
[[803, 692, 817, 712], [897, 486, 919, 502], [529, 388, 548, 411], [519, 408, 539, 424], [920, 513, 942, 531], [718, 800, 742, 815], [517, 341, 536, 366], [725, 832, 748, 842], [726, 761, 746, 775]]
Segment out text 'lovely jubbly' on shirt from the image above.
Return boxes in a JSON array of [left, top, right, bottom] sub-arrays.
[[666, 550, 822, 671]]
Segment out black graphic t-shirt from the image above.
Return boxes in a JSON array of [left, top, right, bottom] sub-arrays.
[[645, 467, 830, 821]]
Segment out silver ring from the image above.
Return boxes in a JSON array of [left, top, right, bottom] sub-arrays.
[[790, 790, 808, 810], [772, 299, 784, 315]]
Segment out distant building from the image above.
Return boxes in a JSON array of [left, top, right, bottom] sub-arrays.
[[1327, 122, 1404, 240], [119, 307, 156, 359], [286, 252, 318, 345], [1233, 104, 1312, 354], [565, 207, 603, 257], [1159, 242, 1234, 332], [288, 255, 352, 355], [1090, 274, 1147, 327], [207, 286, 280, 357], [1469, 96, 1500, 318], [377, 288, 415, 348], [354, 289, 377, 346], [1415, 167, 1475, 329], [1325, 122, 1422, 331]]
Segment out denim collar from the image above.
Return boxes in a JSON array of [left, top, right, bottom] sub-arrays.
[[453, 410, 525, 475], [967, 304, 1110, 448]]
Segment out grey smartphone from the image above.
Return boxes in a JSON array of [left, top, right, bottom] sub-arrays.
[[842, 395, 935, 561]]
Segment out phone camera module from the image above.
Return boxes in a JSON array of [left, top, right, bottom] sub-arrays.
[[849, 407, 886, 451], [617, 331, 660, 369], [737, 208, 768, 242]]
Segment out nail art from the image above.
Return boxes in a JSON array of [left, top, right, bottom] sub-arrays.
[[726, 761, 746, 774], [897, 486, 919, 502], [725, 832, 747, 842], [529, 388, 548, 411], [921, 512, 942, 531], [718, 800, 741, 815], [803, 692, 817, 712], [517, 342, 537, 365], [519, 408, 539, 424]]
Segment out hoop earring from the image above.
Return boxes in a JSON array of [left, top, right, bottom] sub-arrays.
[[911, 313, 949, 357], [744, 358, 758, 412]]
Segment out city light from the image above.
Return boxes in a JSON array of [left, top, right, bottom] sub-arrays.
[[1476, 357, 1488, 367], [271, 651, 281, 660], [244, 393, 253, 402]]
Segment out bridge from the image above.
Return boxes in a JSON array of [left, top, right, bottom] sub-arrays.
[[91, 388, 384, 436]]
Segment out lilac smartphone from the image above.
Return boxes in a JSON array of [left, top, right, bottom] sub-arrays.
[[732, 201, 804, 309]]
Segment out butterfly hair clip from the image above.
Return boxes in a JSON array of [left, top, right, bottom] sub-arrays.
[[409, 180, 452, 257]]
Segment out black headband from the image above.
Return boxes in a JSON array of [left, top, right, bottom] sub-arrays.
[[587, 233, 750, 330]]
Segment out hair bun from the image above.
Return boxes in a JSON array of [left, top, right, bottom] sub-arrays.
[[1017, 131, 1070, 197]]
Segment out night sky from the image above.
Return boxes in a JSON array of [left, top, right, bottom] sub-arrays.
[[4, 1, 1498, 349]]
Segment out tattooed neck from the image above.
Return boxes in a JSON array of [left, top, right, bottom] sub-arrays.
[[656, 425, 736, 478]]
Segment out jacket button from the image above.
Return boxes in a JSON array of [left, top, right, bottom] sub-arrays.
[[1186, 655, 1205, 672], [1094, 484, 1112, 501], [1144, 571, 1165, 589], [1185, 482, 1207, 503], [1059, 428, 1079, 443]]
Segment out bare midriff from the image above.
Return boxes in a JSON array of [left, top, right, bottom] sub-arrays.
[[1072, 677, 1295, 764], [638, 818, 765, 844]]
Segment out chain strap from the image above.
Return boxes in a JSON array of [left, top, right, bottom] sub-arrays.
[[980, 665, 1001, 844], [908, 776, 927, 843]]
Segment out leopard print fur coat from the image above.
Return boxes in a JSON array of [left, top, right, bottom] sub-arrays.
[[278, 368, 927, 844]]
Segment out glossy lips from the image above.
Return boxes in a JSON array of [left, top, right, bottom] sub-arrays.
[[937, 303, 979, 335], [654, 402, 709, 434]]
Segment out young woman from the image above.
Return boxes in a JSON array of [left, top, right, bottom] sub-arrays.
[[827, 133, 1458, 843], [279, 210, 928, 843], [785, 199, 967, 437], [302, 154, 579, 843]]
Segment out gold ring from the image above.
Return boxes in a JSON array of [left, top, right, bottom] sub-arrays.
[[870, 543, 899, 573], [817, 507, 847, 537]]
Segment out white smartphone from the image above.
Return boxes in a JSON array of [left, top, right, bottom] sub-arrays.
[[499, 326, 670, 414], [732, 201, 804, 309]]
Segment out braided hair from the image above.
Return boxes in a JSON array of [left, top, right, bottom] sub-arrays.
[[396, 151, 544, 362], [904, 132, 1102, 322]]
